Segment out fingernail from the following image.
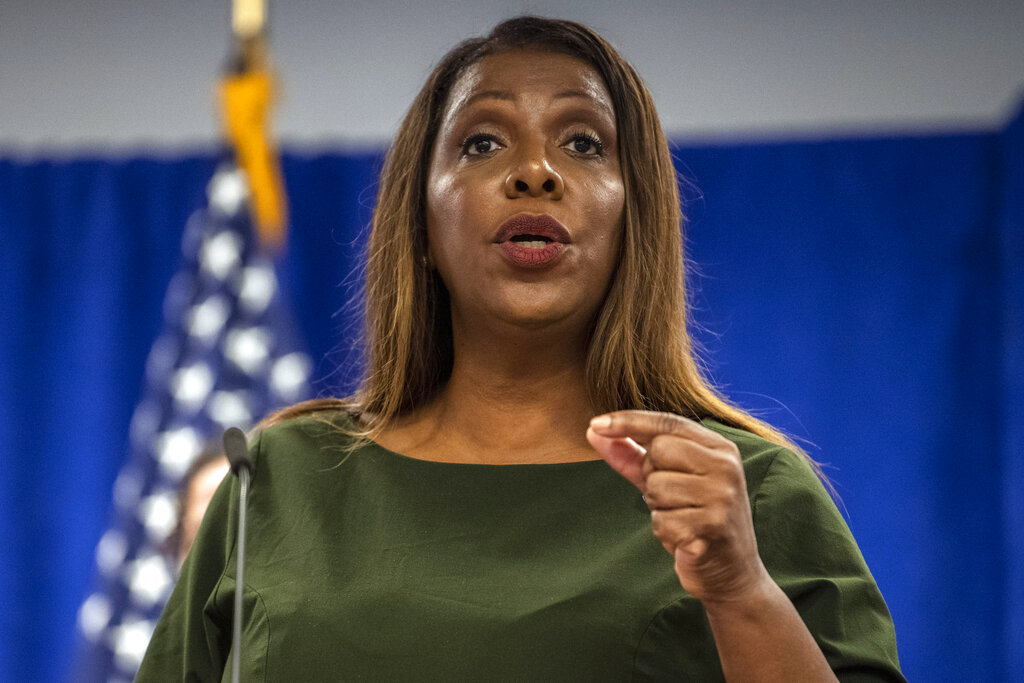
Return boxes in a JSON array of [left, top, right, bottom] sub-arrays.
[[590, 415, 611, 429]]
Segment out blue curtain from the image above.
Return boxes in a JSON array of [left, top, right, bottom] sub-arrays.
[[1, 104, 1020, 682]]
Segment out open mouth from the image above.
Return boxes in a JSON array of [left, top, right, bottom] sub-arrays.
[[494, 214, 570, 268], [495, 214, 571, 245], [509, 234, 553, 249]]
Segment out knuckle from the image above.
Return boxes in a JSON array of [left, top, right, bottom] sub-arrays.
[[708, 508, 729, 530], [642, 454, 657, 477], [655, 413, 680, 435], [719, 485, 738, 503], [652, 509, 692, 548], [643, 485, 661, 508], [644, 472, 670, 507], [649, 433, 674, 452], [651, 509, 677, 538], [714, 449, 743, 478], [648, 435, 682, 469], [646, 437, 668, 468]]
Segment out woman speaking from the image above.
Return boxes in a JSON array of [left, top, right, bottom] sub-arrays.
[[139, 16, 903, 681]]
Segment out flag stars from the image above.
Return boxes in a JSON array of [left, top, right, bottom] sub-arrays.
[[188, 294, 230, 344], [78, 593, 113, 642], [145, 335, 179, 385], [155, 426, 201, 478], [138, 490, 178, 543], [238, 263, 277, 315], [110, 615, 156, 672], [225, 327, 272, 375], [125, 553, 174, 607], [207, 167, 248, 216], [96, 529, 128, 576], [170, 362, 214, 413], [129, 402, 160, 448], [207, 390, 253, 427], [200, 231, 244, 280], [271, 352, 313, 402], [113, 469, 144, 510]]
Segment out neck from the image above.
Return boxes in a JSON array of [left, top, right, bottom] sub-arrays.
[[381, 316, 600, 464]]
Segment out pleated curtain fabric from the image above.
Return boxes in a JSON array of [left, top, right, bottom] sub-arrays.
[[0, 103, 1021, 681]]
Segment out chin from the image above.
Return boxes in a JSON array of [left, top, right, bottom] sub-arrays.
[[504, 310, 572, 329], [492, 297, 591, 331], [453, 282, 600, 333]]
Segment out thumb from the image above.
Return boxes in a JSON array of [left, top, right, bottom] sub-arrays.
[[586, 426, 646, 489]]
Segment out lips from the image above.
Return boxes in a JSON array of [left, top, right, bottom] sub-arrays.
[[494, 214, 570, 268], [494, 214, 571, 245]]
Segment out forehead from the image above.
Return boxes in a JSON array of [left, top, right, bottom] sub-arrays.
[[442, 49, 615, 121]]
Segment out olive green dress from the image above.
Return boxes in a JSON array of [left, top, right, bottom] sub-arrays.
[[137, 414, 904, 681]]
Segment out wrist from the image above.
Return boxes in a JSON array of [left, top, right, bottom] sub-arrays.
[[700, 568, 781, 619]]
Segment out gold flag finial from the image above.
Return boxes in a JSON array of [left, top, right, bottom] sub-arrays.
[[232, 0, 266, 38]]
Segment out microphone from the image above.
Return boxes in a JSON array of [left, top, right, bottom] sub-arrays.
[[222, 427, 252, 683], [223, 426, 253, 474]]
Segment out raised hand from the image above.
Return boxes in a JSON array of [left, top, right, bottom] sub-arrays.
[[586, 410, 771, 604]]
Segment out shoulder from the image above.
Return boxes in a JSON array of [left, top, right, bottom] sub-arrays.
[[696, 427, 904, 676], [701, 420, 858, 564], [699, 418, 818, 501], [248, 409, 363, 476]]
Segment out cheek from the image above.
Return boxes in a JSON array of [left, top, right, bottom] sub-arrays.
[[580, 168, 625, 215], [425, 172, 460, 261], [586, 176, 626, 263], [602, 176, 626, 221]]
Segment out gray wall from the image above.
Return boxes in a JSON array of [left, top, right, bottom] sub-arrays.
[[2, 0, 1022, 152]]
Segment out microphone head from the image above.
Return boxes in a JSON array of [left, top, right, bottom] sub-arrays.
[[222, 427, 253, 475]]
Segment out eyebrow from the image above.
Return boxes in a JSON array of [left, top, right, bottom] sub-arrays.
[[462, 88, 614, 117], [555, 89, 615, 117], [463, 90, 515, 107]]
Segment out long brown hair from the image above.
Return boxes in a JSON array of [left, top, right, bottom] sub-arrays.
[[263, 16, 816, 472]]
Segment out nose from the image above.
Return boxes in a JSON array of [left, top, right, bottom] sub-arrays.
[[504, 150, 564, 200]]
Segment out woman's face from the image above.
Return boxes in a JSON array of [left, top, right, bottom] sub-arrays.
[[426, 49, 625, 337]]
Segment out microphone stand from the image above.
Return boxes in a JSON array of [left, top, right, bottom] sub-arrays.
[[223, 427, 253, 683]]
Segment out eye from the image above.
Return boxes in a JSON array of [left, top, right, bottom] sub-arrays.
[[461, 133, 504, 157], [562, 131, 605, 157]]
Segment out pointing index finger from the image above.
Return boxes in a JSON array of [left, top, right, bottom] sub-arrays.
[[589, 410, 726, 449]]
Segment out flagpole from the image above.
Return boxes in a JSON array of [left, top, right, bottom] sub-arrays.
[[229, 0, 267, 74], [221, 0, 288, 250], [226, 6, 269, 680]]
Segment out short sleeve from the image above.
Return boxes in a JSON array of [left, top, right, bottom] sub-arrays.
[[752, 448, 905, 682]]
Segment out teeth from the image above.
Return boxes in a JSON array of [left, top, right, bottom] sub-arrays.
[[516, 240, 548, 249]]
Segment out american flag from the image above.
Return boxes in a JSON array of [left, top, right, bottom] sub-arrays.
[[72, 160, 313, 681]]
